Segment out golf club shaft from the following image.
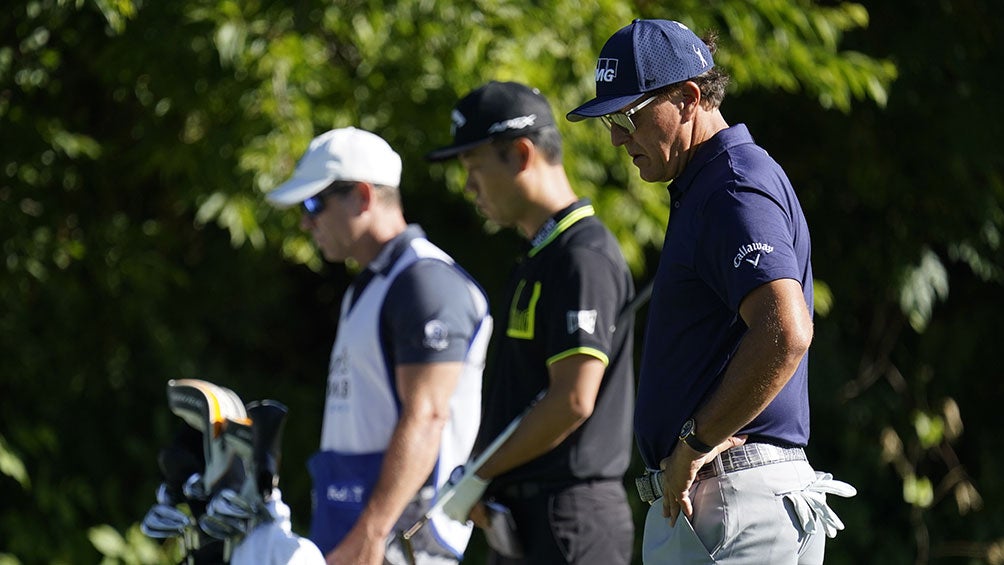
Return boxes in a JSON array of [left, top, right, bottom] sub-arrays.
[[402, 388, 544, 541]]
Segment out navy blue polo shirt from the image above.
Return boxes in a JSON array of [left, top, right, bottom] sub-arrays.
[[350, 225, 485, 366], [634, 124, 813, 469]]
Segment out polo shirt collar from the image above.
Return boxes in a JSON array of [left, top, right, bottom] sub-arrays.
[[345, 224, 425, 312], [528, 199, 594, 257], [669, 123, 754, 199], [366, 224, 425, 277]]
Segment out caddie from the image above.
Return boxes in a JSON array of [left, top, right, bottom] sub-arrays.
[[266, 127, 492, 565]]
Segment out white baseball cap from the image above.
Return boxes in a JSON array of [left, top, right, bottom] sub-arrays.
[[266, 127, 402, 207]]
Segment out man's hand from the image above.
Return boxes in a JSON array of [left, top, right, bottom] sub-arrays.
[[469, 501, 490, 530], [659, 436, 746, 526], [325, 525, 386, 565]]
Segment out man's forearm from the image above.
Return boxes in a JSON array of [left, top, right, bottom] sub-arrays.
[[695, 327, 806, 445], [477, 355, 606, 480], [695, 279, 813, 445], [352, 410, 446, 538], [476, 391, 586, 479]]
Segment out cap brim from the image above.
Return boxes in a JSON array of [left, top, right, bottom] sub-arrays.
[[425, 138, 492, 162], [265, 175, 332, 207], [566, 93, 646, 122]]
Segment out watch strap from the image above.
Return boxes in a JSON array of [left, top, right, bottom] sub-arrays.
[[682, 433, 714, 454]]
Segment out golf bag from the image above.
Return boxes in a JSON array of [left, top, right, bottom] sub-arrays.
[[141, 379, 324, 564]]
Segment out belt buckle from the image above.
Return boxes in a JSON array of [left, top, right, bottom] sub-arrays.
[[635, 471, 662, 505]]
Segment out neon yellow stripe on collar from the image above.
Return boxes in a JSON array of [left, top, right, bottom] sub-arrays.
[[528, 205, 595, 258]]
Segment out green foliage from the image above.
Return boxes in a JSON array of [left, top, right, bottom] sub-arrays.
[[711, 0, 896, 111], [900, 248, 950, 332], [88, 523, 173, 565], [903, 474, 935, 509], [2, 0, 1002, 563], [0, 436, 29, 490]]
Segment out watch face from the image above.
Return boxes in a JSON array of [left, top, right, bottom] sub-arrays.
[[679, 418, 695, 439]]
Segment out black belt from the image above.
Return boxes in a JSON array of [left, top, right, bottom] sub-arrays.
[[498, 477, 613, 500], [634, 443, 807, 504]]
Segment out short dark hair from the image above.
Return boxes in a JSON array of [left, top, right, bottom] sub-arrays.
[[372, 183, 401, 207], [491, 125, 563, 165], [323, 179, 401, 207], [321, 180, 359, 195]]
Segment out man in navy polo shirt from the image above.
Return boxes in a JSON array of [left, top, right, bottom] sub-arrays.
[[568, 19, 856, 564]]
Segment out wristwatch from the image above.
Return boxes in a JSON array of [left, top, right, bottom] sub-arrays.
[[679, 418, 713, 453]]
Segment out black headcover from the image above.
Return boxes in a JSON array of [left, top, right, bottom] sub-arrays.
[[246, 400, 289, 498]]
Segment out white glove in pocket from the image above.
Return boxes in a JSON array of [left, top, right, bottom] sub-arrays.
[[782, 471, 857, 538]]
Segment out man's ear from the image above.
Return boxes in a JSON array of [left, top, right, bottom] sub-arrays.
[[352, 181, 374, 212], [509, 137, 534, 173], [679, 81, 702, 120]]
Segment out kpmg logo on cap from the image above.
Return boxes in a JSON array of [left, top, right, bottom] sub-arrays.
[[595, 58, 618, 83], [488, 114, 537, 134], [450, 109, 467, 136]]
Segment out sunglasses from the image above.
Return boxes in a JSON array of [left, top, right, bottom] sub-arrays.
[[600, 95, 658, 134], [302, 182, 357, 217]]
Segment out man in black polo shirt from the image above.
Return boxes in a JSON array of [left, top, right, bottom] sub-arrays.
[[426, 81, 636, 565]]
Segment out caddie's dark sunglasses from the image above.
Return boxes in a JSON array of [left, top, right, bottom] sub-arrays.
[[601, 95, 658, 134], [302, 182, 357, 217]]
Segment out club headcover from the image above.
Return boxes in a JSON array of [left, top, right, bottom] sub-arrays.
[[156, 425, 204, 505], [221, 417, 258, 503], [166, 379, 251, 495], [247, 400, 289, 499]]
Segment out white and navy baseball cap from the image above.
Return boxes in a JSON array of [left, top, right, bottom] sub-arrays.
[[426, 81, 556, 162], [266, 127, 402, 207], [566, 19, 714, 121]]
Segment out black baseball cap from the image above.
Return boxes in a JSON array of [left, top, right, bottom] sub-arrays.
[[426, 81, 556, 162]]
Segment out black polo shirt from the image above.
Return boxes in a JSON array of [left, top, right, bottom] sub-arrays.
[[478, 199, 635, 489]]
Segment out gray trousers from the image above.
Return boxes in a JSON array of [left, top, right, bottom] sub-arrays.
[[642, 460, 843, 564]]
